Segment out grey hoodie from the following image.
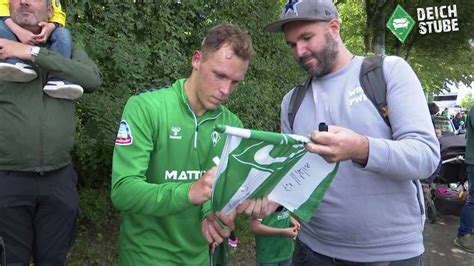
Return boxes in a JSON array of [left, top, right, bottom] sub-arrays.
[[281, 56, 440, 262]]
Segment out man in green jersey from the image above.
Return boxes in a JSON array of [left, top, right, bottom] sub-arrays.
[[112, 23, 272, 265]]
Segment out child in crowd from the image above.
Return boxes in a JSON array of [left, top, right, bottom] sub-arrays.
[[0, 0, 83, 100], [250, 206, 300, 266]]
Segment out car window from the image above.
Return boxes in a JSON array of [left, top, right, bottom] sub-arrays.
[[434, 117, 455, 135]]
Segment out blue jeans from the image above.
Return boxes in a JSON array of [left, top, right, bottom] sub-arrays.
[[0, 20, 72, 59], [457, 164, 474, 236], [292, 239, 423, 266]]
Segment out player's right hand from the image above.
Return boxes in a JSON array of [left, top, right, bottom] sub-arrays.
[[188, 166, 216, 205]]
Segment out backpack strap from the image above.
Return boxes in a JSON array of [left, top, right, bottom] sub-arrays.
[[288, 77, 312, 131], [288, 56, 389, 130], [359, 55, 390, 127]]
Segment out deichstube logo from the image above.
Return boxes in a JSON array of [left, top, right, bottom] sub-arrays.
[[387, 4, 459, 43], [386, 4, 415, 43], [417, 5, 459, 35]]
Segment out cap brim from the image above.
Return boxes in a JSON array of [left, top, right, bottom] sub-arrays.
[[264, 17, 324, 32]]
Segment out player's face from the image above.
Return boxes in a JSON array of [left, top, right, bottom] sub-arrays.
[[191, 44, 249, 115]]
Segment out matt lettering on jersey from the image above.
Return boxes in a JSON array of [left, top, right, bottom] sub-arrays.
[[165, 170, 206, 180]]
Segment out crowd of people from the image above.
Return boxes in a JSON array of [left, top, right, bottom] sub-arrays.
[[0, 0, 472, 265], [440, 107, 467, 132]]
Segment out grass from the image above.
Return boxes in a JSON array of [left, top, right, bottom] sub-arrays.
[[67, 188, 256, 265]]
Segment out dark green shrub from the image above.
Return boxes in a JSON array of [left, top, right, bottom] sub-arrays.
[[61, 1, 302, 188]]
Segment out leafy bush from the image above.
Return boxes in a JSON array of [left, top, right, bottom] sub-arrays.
[[61, 1, 302, 188], [78, 188, 115, 228], [460, 96, 474, 111]]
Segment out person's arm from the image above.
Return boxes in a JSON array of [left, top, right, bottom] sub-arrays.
[[202, 211, 236, 246], [33, 0, 66, 44], [111, 97, 215, 216], [250, 218, 298, 238], [363, 57, 440, 180], [111, 97, 193, 216], [33, 44, 101, 91], [3, 18, 38, 44], [0, 39, 101, 90], [306, 57, 440, 180]]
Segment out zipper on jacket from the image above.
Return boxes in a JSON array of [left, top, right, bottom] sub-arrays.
[[194, 125, 199, 148], [185, 103, 199, 148], [184, 101, 223, 148], [39, 91, 44, 172]]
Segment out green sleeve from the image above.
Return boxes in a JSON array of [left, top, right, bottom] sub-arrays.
[[33, 45, 102, 92], [201, 200, 211, 221], [111, 96, 194, 216]]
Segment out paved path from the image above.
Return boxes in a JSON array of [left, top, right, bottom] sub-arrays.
[[423, 214, 474, 266]]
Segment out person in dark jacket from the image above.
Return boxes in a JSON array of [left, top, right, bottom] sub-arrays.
[[454, 107, 474, 252], [0, 0, 102, 264], [428, 102, 441, 137]]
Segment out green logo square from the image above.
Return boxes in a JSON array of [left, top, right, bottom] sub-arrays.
[[386, 4, 416, 43]]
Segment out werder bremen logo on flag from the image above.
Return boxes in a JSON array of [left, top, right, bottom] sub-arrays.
[[211, 125, 339, 222], [233, 141, 305, 173]]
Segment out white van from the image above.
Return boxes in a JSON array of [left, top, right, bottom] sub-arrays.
[[433, 93, 460, 117]]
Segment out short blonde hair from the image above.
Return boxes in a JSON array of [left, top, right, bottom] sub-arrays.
[[200, 23, 255, 61]]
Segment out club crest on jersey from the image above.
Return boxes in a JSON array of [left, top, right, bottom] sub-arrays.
[[115, 120, 133, 145], [212, 131, 221, 147], [170, 127, 182, 140]]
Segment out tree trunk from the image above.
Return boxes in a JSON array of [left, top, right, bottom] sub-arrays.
[[373, 0, 386, 55]]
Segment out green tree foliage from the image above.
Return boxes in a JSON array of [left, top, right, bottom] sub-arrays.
[[60, 0, 301, 187], [61, 0, 471, 188], [363, 0, 473, 94], [460, 96, 474, 111]]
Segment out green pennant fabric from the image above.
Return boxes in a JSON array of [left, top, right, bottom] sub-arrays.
[[211, 125, 339, 222]]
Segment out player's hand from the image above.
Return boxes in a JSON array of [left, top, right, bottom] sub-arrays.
[[201, 211, 236, 246], [188, 167, 216, 205], [34, 22, 55, 44], [305, 125, 369, 164], [236, 197, 279, 218], [0, 38, 32, 60]]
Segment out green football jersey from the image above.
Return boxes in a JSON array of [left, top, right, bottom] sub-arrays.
[[255, 209, 295, 264], [112, 79, 242, 265]]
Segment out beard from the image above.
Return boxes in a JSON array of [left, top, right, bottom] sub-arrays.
[[298, 32, 339, 79], [11, 6, 46, 28]]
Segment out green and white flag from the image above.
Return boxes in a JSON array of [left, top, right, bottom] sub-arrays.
[[211, 125, 339, 222]]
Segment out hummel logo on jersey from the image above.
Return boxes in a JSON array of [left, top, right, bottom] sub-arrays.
[[170, 127, 182, 140]]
